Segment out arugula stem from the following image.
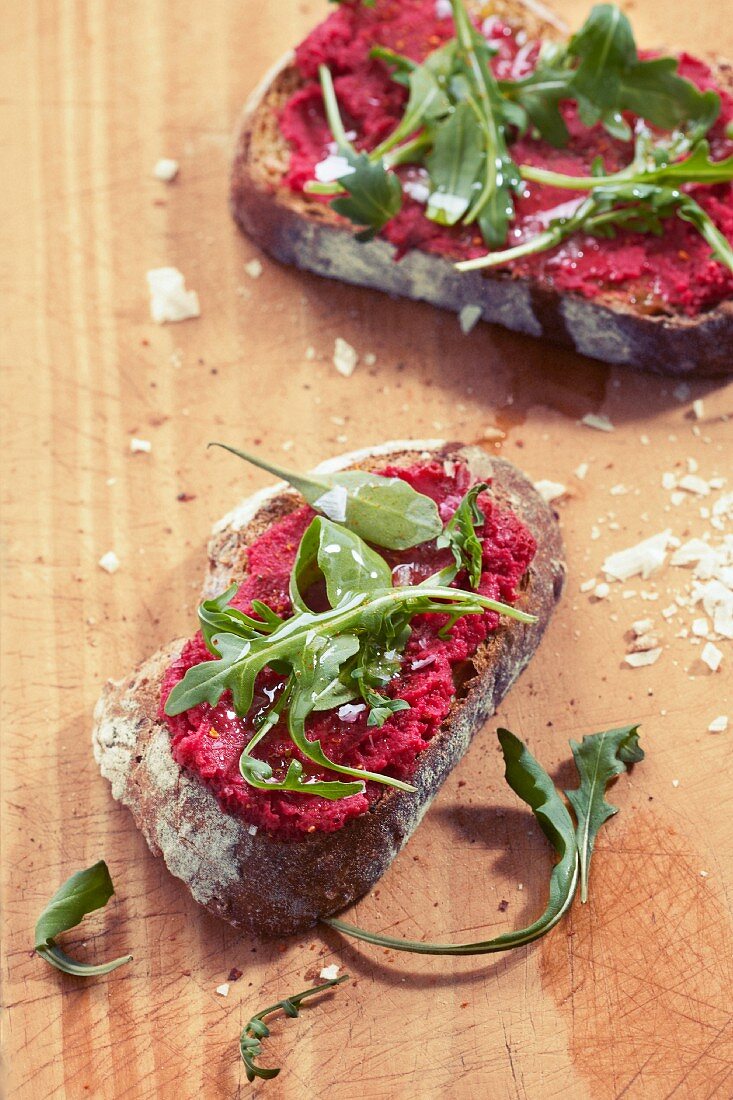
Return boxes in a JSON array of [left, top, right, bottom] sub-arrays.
[[37, 943, 133, 977], [317, 64, 353, 151], [456, 228, 561, 271]]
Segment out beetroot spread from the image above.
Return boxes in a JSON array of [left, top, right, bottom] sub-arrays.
[[161, 461, 536, 840], [280, 0, 733, 315]]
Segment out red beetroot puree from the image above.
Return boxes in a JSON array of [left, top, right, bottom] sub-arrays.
[[161, 461, 536, 840], [280, 0, 733, 316]]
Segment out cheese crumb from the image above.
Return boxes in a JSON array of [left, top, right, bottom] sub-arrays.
[[701, 641, 723, 671], [459, 304, 483, 334], [672, 779, 680, 788], [333, 337, 358, 377], [534, 479, 567, 504], [692, 399, 705, 420], [602, 530, 671, 582], [215, 984, 230, 998], [147, 267, 200, 323], [98, 551, 120, 574], [319, 964, 340, 981], [581, 413, 614, 432], [574, 462, 589, 480], [130, 437, 152, 454], [153, 157, 179, 182], [624, 648, 662, 667], [337, 704, 366, 724], [593, 582, 610, 600], [631, 618, 654, 636], [708, 715, 728, 733], [244, 259, 263, 279]]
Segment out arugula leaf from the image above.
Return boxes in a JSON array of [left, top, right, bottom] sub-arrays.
[[425, 102, 483, 225], [324, 724, 643, 954], [435, 481, 488, 589], [565, 724, 643, 901], [209, 442, 443, 552], [166, 519, 536, 801], [331, 150, 403, 241], [240, 975, 349, 1082], [324, 728, 579, 953], [457, 182, 733, 275], [35, 861, 132, 977], [291, 516, 393, 611]]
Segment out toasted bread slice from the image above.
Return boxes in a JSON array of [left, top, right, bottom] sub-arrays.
[[230, 1, 733, 377], [92, 441, 564, 937]]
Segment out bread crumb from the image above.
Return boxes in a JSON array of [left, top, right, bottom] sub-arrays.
[[98, 551, 120, 574], [333, 337, 358, 377], [153, 158, 179, 182]]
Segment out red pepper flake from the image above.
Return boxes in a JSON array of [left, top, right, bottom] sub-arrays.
[[207, 727, 220, 739], [460, 1002, 469, 1008], [227, 967, 243, 982], [177, 492, 196, 502], [498, 899, 509, 912]]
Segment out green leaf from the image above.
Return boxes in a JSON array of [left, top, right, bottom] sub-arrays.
[[434, 481, 488, 588], [208, 442, 443, 551], [324, 727, 579, 953], [568, 3, 637, 121], [331, 150, 403, 241], [426, 102, 484, 226], [565, 724, 643, 901], [35, 861, 132, 978], [167, 575, 535, 800], [291, 516, 393, 611], [240, 975, 349, 1082]]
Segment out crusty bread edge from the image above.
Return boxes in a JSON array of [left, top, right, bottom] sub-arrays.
[[229, 9, 733, 377], [93, 440, 565, 937]]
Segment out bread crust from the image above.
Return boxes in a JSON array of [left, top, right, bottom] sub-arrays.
[[92, 442, 564, 937], [229, 4, 733, 377]]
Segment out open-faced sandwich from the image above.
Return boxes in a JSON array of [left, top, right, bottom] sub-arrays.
[[231, 0, 733, 375], [93, 441, 564, 936]]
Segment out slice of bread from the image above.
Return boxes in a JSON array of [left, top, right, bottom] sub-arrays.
[[92, 441, 564, 937], [229, 1, 733, 377]]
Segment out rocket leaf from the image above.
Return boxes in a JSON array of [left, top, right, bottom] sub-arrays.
[[35, 861, 132, 977], [565, 724, 643, 901]]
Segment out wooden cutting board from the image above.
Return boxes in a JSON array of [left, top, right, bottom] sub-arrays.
[[2, 1, 732, 1096]]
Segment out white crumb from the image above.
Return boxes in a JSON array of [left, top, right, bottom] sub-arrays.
[[602, 531, 672, 582], [708, 715, 728, 733], [244, 259, 263, 279], [333, 337, 358, 377], [701, 641, 723, 671], [534, 479, 567, 503], [581, 413, 614, 432], [153, 158, 179, 182], [574, 462, 589, 480], [459, 304, 483, 334], [147, 267, 200, 323], [130, 437, 152, 454], [319, 964, 340, 981], [624, 648, 662, 668], [98, 551, 120, 574], [215, 984, 230, 998]]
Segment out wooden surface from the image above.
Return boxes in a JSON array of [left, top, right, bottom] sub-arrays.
[[2, 1, 733, 1097]]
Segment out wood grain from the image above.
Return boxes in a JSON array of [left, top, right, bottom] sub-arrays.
[[2, 1, 732, 1097]]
